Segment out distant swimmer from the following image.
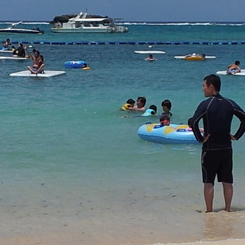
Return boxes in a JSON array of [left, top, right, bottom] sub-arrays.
[[227, 60, 241, 75], [145, 54, 157, 61], [81, 63, 90, 70]]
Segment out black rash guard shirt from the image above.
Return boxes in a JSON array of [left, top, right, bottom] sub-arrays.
[[188, 93, 245, 150]]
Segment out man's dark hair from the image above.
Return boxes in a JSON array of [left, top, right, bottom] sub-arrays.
[[204, 74, 221, 92], [137, 97, 146, 106]]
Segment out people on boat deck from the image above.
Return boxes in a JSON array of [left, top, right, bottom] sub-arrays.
[[120, 98, 135, 111], [160, 115, 170, 126], [145, 54, 157, 61], [2, 38, 11, 49], [13, 43, 25, 57], [27, 49, 45, 74], [161, 99, 172, 117], [141, 105, 157, 116], [130, 97, 146, 112], [227, 60, 241, 75]]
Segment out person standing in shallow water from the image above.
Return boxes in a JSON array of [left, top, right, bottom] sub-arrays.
[[188, 74, 245, 213]]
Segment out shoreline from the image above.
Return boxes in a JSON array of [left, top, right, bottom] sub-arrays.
[[2, 236, 245, 245], [166, 240, 245, 245]]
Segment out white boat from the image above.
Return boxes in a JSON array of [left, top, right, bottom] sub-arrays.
[[0, 21, 44, 34], [51, 12, 128, 33]]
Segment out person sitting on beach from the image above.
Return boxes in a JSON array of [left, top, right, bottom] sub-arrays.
[[145, 54, 157, 61], [161, 99, 172, 117], [27, 50, 45, 74], [130, 97, 146, 112], [160, 115, 171, 126], [141, 105, 157, 116], [120, 98, 135, 111], [227, 60, 241, 75]]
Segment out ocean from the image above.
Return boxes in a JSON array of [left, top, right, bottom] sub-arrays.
[[1, 22, 245, 245]]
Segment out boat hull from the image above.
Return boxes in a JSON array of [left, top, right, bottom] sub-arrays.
[[0, 29, 44, 34], [51, 27, 115, 33]]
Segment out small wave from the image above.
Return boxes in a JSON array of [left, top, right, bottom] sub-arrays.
[[120, 22, 245, 26], [151, 238, 245, 244]]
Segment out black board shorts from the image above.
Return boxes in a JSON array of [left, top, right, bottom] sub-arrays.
[[201, 149, 233, 184]]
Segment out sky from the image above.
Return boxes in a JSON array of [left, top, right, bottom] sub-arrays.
[[2, 0, 245, 22]]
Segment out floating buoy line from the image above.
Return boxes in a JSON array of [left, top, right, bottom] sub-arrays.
[[4, 40, 245, 46]]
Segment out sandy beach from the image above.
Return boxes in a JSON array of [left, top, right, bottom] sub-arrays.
[[166, 240, 245, 245], [1, 235, 245, 245]]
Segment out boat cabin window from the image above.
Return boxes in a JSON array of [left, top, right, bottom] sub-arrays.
[[82, 22, 91, 27], [92, 22, 99, 27], [102, 20, 113, 26], [75, 22, 81, 28]]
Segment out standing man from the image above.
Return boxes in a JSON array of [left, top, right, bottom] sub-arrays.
[[188, 74, 245, 212]]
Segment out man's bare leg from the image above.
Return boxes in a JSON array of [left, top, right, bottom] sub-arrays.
[[204, 183, 214, 212], [222, 182, 233, 212]]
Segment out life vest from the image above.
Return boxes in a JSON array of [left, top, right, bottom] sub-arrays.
[[141, 109, 155, 116], [120, 103, 132, 111]]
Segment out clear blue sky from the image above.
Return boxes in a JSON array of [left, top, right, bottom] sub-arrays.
[[1, 0, 245, 22]]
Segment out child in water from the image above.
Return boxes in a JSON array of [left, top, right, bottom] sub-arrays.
[[120, 98, 135, 111], [161, 99, 172, 117], [141, 105, 157, 116], [160, 115, 170, 126]]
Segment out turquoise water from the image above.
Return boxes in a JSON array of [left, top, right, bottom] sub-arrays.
[[1, 23, 245, 244]]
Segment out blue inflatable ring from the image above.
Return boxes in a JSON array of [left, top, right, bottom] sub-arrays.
[[64, 60, 85, 68], [137, 123, 199, 144]]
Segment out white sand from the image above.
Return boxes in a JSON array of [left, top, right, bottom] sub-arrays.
[[2, 236, 245, 245], [165, 239, 245, 245]]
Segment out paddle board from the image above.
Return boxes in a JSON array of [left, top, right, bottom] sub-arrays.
[[0, 49, 13, 53], [10, 70, 66, 77], [134, 51, 166, 54], [0, 56, 27, 60], [174, 55, 216, 59], [216, 69, 245, 76]]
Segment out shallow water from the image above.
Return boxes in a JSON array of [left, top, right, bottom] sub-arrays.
[[0, 23, 245, 245]]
